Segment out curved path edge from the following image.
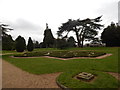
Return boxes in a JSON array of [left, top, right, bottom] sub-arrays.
[[2, 60, 61, 88], [10, 54, 112, 60]]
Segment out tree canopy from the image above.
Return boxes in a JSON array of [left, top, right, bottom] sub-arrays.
[[15, 35, 26, 52], [27, 37, 34, 51], [43, 23, 55, 48], [0, 23, 13, 36], [2, 35, 15, 50], [0, 23, 15, 50], [57, 16, 103, 47], [101, 23, 120, 47]]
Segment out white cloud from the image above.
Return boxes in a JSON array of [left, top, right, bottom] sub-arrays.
[[0, 0, 119, 42]]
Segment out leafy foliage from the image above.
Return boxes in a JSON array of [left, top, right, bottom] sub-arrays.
[[67, 36, 76, 47], [14, 50, 106, 58], [43, 23, 55, 48], [57, 16, 103, 47], [2, 35, 15, 50], [27, 37, 34, 51], [0, 23, 13, 37], [55, 38, 68, 49], [101, 23, 120, 47], [33, 41, 40, 48], [0, 23, 15, 50], [15, 35, 26, 52]]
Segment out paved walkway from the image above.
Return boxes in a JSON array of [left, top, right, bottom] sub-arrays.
[[2, 60, 61, 88]]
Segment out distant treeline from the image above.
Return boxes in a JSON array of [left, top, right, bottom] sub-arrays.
[[1, 16, 120, 52]]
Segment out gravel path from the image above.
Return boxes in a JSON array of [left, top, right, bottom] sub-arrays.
[[2, 60, 61, 88]]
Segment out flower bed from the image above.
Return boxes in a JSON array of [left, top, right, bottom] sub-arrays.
[[14, 50, 106, 58]]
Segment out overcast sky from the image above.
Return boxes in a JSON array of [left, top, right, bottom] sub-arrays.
[[0, 0, 119, 43]]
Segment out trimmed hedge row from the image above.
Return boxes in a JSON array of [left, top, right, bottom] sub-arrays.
[[14, 51, 106, 58]]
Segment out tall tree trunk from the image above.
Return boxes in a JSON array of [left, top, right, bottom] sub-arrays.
[[81, 32, 85, 48], [79, 28, 84, 48]]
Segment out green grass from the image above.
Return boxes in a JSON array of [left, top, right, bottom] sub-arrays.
[[2, 47, 120, 88], [57, 70, 120, 88], [2, 50, 18, 54]]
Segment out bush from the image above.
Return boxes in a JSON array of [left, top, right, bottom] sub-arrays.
[[56, 39, 68, 49], [2, 35, 15, 50], [15, 36, 26, 52], [27, 37, 34, 51]]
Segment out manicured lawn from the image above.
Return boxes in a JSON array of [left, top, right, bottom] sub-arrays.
[[2, 47, 120, 88], [2, 50, 19, 54], [57, 70, 120, 88]]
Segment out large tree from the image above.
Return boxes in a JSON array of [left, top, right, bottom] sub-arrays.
[[2, 35, 15, 50], [33, 41, 40, 48], [0, 23, 13, 36], [43, 23, 55, 48], [27, 37, 34, 51], [57, 16, 103, 47], [0, 23, 15, 50], [15, 35, 26, 52], [101, 23, 120, 47]]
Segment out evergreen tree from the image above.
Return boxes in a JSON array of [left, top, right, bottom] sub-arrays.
[[101, 23, 120, 47], [2, 35, 15, 50], [57, 16, 103, 47], [15, 35, 26, 52], [34, 41, 40, 48], [0, 23, 15, 50], [43, 23, 55, 48], [27, 37, 34, 51], [67, 36, 76, 47], [56, 38, 68, 49]]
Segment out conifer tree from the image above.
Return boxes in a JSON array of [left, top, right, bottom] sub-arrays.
[[27, 37, 34, 51], [15, 35, 26, 52], [43, 23, 55, 48]]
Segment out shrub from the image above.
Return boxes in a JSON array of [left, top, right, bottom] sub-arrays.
[[15, 35, 26, 52], [27, 37, 34, 51], [2, 35, 15, 50], [56, 39, 68, 49]]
